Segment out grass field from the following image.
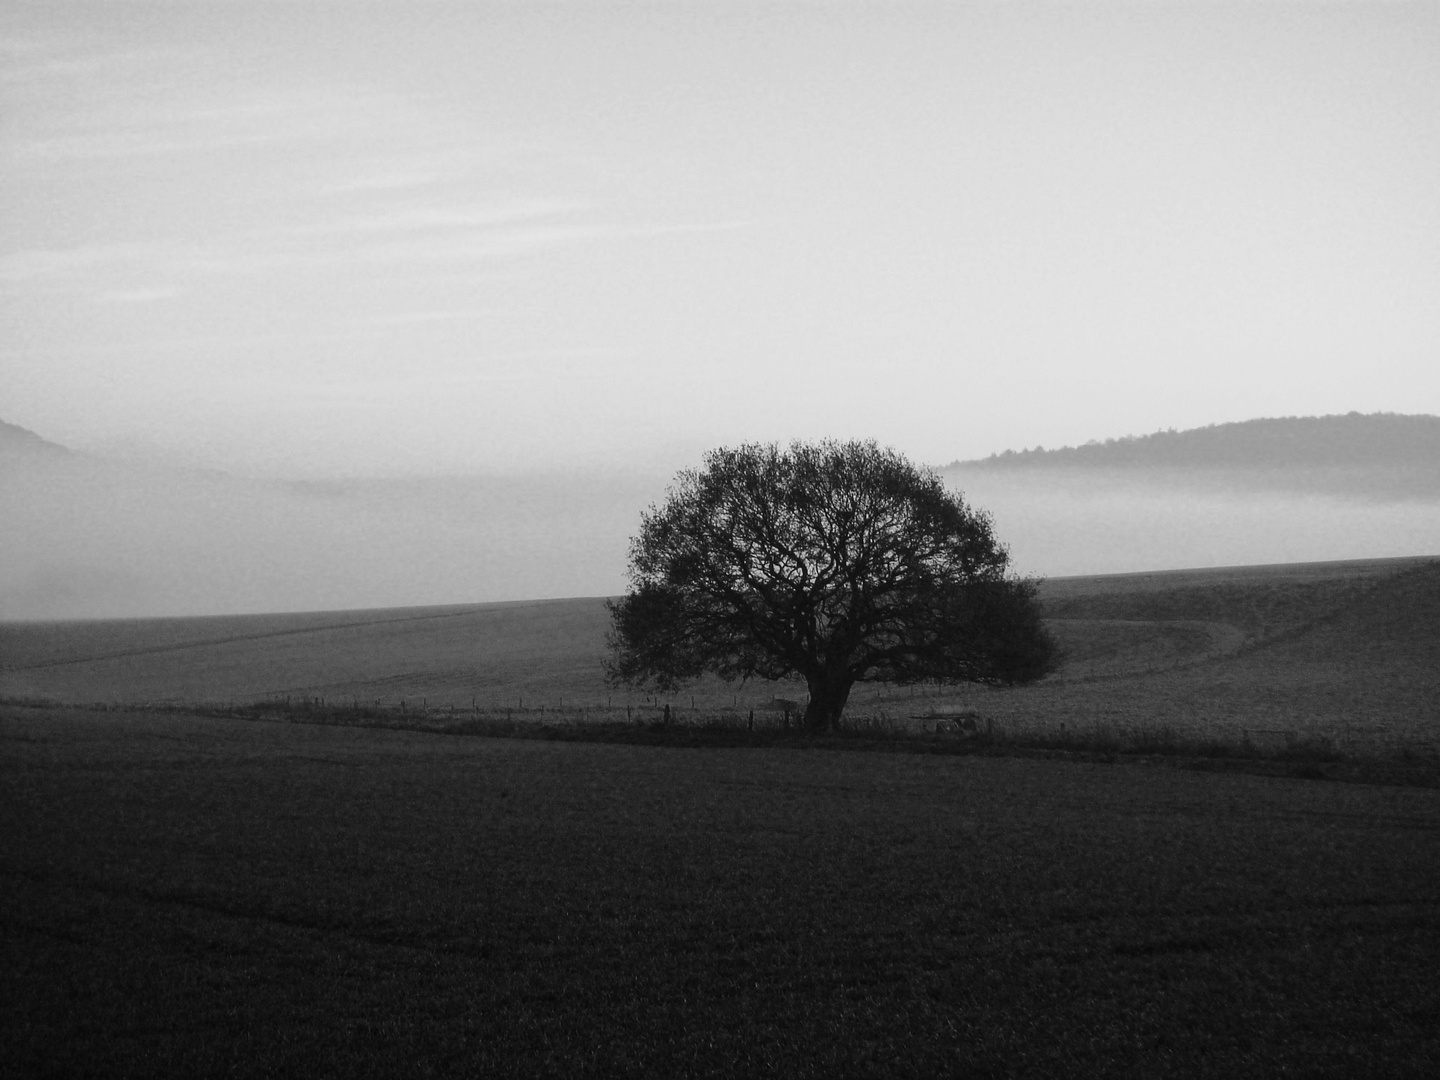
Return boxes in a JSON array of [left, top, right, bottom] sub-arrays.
[[3, 555, 1436, 759], [4, 704, 1438, 1077]]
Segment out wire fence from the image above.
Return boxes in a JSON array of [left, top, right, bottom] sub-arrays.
[[7, 692, 1434, 764]]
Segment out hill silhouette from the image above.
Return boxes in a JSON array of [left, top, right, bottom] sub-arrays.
[[949, 413, 1440, 500], [957, 412, 1440, 470], [0, 419, 69, 457]]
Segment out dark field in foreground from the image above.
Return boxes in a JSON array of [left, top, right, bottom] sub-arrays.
[[4, 706, 1439, 1077]]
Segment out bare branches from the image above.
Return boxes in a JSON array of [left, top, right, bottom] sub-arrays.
[[606, 440, 1058, 728]]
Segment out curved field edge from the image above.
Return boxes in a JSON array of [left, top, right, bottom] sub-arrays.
[[1, 555, 1436, 765]]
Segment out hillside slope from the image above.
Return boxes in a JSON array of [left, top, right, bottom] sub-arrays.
[[0, 598, 615, 706], [0, 419, 70, 458], [4, 558, 1437, 759], [935, 415, 1440, 575], [958, 412, 1440, 471], [975, 559, 1440, 755], [944, 411, 1440, 506]]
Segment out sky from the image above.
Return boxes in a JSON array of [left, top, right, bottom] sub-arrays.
[[3, 1, 1438, 479]]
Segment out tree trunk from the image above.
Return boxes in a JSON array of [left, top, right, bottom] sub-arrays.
[[803, 671, 854, 732]]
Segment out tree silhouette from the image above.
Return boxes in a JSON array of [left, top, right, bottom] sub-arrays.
[[606, 440, 1056, 731]]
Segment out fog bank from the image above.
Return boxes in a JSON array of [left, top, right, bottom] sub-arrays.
[[1, 450, 666, 620], [946, 467, 1440, 579], [4, 441, 1437, 620]]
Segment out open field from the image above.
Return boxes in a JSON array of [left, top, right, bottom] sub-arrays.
[[4, 704, 1439, 1077], [3, 555, 1436, 759], [4, 557, 1439, 1074]]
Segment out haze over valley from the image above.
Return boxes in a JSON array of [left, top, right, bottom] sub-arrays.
[[941, 413, 1440, 583], [4, 412, 1437, 621]]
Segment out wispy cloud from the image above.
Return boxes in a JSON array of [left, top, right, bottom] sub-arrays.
[[324, 167, 450, 194], [0, 240, 282, 285], [362, 218, 747, 264], [217, 350, 639, 406], [96, 286, 182, 305], [0, 37, 183, 86], [0, 212, 746, 290], [318, 146, 508, 195], [9, 79, 398, 162], [360, 310, 489, 327], [308, 199, 590, 235], [347, 223, 626, 264], [14, 129, 285, 162]]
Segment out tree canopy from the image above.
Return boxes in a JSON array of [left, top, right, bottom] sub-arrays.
[[606, 440, 1057, 731]]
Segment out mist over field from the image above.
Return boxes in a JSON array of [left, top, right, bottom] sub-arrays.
[[0, 420, 663, 619], [951, 472, 1440, 580], [4, 414, 1438, 621]]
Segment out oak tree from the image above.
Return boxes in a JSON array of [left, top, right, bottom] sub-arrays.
[[606, 440, 1056, 731]]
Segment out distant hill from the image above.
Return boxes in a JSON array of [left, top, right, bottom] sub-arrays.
[[5, 413, 1438, 619], [945, 413, 1440, 501], [0, 419, 70, 458], [953, 412, 1440, 472]]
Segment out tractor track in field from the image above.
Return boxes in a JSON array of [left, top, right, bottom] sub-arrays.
[[0, 606, 496, 674]]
